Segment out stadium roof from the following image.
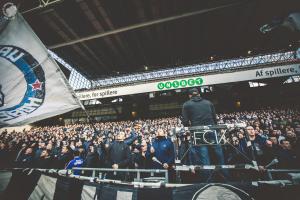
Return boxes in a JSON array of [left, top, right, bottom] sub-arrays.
[[3, 0, 300, 80]]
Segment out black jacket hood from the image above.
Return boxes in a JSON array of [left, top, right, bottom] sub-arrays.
[[191, 96, 203, 102]]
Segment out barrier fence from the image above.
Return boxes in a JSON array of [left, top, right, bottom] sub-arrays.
[[71, 166, 300, 183], [71, 168, 169, 183], [1, 169, 300, 200]]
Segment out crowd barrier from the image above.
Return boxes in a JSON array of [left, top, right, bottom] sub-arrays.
[[1, 169, 300, 200], [71, 167, 169, 183]]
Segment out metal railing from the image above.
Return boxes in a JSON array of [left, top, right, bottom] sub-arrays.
[[91, 51, 297, 89], [266, 169, 300, 180], [71, 167, 169, 183]]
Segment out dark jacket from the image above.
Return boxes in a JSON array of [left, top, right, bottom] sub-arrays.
[[17, 154, 34, 168], [36, 157, 53, 169], [239, 135, 268, 165], [84, 151, 100, 168], [182, 96, 217, 126], [134, 152, 151, 169], [34, 148, 43, 160], [54, 152, 72, 169], [124, 131, 138, 146], [107, 141, 131, 168], [0, 149, 9, 168], [277, 148, 297, 169]]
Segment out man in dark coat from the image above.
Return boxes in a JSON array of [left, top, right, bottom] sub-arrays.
[[17, 147, 34, 168], [84, 145, 100, 168], [181, 88, 227, 181], [277, 140, 297, 169], [53, 145, 72, 169], [106, 132, 132, 181], [35, 149, 53, 169], [134, 140, 151, 169], [182, 88, 217, 127]]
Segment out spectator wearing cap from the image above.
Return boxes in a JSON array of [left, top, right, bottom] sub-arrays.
[[182, 88, 217, 127], [182, 88, 227, 180]]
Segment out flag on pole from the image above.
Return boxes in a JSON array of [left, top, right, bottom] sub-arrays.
[[0, 11, 82, 127]]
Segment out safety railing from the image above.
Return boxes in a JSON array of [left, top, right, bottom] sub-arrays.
[[71, 167, 169, 183], [266, 169, 300, 180]]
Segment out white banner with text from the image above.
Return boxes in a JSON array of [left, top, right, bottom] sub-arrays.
[[76, 64, 300, 100]]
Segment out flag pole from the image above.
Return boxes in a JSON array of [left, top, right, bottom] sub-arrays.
[[49, 54, 98, 134]]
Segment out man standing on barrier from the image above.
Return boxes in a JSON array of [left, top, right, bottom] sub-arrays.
[[182, 88, 227, 181], [149, 129, 176, 182]]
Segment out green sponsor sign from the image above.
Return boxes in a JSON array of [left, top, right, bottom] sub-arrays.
[[157, 77, 204, 90]]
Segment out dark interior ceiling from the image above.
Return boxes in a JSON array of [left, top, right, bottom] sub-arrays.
[[2, 0, 300, 80]]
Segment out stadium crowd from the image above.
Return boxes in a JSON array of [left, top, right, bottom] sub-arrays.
[[0, 108, 299, 181]]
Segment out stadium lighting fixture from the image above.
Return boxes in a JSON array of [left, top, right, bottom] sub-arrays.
[[48, 50, 91, 90], [247, 50, 252, 54]]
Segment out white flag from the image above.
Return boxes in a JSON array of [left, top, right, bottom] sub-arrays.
[[0, 13, 82, 127]]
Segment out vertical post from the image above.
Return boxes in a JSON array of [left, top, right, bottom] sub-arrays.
[[137, 171, 141, 182], [267, 170, 273, 180], [165, 170, 169, 183], [92, 170, 95, 177]]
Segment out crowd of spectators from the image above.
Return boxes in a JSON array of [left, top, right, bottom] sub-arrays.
[[0, 108, 299, 182]]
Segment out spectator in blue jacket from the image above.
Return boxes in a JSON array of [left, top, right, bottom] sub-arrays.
[[66, 150, 84, 175], [150, 129, 175, 170], [149, 129, 176, 182]]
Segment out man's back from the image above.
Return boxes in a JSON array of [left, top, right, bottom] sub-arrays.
[[182, 96, 217, 126]]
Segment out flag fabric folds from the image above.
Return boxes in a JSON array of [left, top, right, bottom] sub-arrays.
[[0, 13, 81, 127]]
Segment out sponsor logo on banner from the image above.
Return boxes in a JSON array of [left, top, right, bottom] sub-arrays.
[[0, 45, 45, 122], [157, 77, 204, 90]]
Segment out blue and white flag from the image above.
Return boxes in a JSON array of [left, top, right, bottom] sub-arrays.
[[0, 13, 82, 127]]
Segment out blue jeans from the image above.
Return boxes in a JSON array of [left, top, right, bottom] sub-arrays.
[[188, 131, 229, 181]]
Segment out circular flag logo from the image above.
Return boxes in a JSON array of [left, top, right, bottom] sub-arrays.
[[0, 45, 45, 122]]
